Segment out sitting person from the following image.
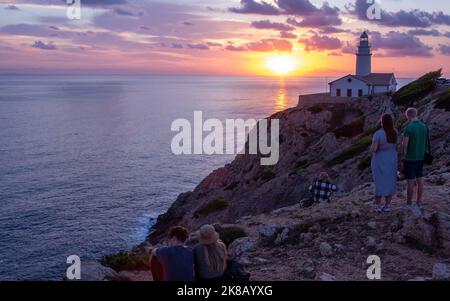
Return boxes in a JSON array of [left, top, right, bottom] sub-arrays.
[[308, 172, 338, 204], [151, 226, 195, 281], [194, 225, 227, 281]]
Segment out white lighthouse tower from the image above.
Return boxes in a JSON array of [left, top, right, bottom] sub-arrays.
[[355, 31, 372, 76]]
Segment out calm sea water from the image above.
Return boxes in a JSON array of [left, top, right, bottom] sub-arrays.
[[0, 75, 413, 280]]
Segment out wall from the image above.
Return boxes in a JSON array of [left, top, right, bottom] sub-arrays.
[[329, 76, 369, 97]]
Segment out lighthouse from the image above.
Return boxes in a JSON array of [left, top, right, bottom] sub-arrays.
[[355, 31, 372, 76]]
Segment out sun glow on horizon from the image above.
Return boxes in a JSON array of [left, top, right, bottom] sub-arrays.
[[265, 54, 299, 76]]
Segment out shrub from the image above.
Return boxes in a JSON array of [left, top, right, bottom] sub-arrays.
[[392, 69, 442, 106], [260, 170, 276, 182], [294, 157, 324, 173], [333, 116, 365, 138], [357, 155, 372, 171], [225, 181, 239, 191], [435, 88, 450, 111], [218, 226, 248, 246], [328, 136, 372, 166], [102, 252, 151, 271], [194, 197, 229, 218]]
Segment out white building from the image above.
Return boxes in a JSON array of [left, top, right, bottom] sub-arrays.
[[329, 32, 397, 97]]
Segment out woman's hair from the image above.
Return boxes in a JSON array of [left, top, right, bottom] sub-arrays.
[[203, 241, 227, 273], [381, 113, 397, 144]]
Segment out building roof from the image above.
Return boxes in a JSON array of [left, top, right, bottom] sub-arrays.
[[356, 73, 396, 85], [328, 73, 396, 86]]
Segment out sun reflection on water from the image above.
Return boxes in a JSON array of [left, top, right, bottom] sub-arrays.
[[275, 78, 287, 112]]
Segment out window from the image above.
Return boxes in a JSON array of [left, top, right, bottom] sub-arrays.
[[347, 78, 352, 83], [358, 89, 363, 97], [347, 89, 352, 97], [336, 89, 341, 96]]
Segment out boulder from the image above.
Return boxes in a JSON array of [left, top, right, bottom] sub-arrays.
[[317, 272, 336, 281], [274, 228, 290, 245], [366, 236, 377, 250], [297, 258, 316, 279], [319, 242, 334, 257], [259, 224, 279, 240], [367, 221, 377, 230], [432, 263, 450, 280], [76, 261, 118, 281], [228, 237, 257, 259]]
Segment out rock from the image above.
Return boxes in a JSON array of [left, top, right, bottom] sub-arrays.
[[228, 237, 257, 259], [301, 232, 314, 243], [408, 276, 430, 281], [319, 242, 334, 257], [259, 224, 279, 240], [366, 236, 377, 250], [73, 261, 118, 281], [253, 257, 270, 264], [375, 241, 385, 252], [309, 224, 321, 233], [297, 258, 316, 279], [317, 272, 336, 281], [274, 228, 289, 245], [350, 208, 361, 219], [367, 221, 377, 230], [435, 212, 450, 256], [432, 263, 450, 280], [401, 213, 439, 250], [393, 232, 406, 244], [334, 244, 345, 254]]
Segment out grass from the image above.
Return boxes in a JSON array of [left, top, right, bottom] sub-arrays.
[[392, 69, 442, 106], [194, 197, 229, 218], [435, 88, 450, 111], [293, 156, 324, 173], [225, 181, 240, 191], [333, 116, 366, 138], [328, 135, 372, 166], [357, 155, 372, 171], [218, 226, 248, 247], [102, 252, 151, 271]]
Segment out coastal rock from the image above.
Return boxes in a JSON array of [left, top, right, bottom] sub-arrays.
[[317, 272, 336, 281], [228, 237, 257, 259], [259, 224, 279, 241], [367, 221, 377, 230], [319, 242, 334, 257], [297, 258, 316, 279], [274, 228, 290, 245], [432, 263, 450, 280], [366, 236, 377, 250], [77, 261, 118, 281]]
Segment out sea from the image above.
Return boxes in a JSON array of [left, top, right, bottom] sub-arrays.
[[0, 75, 413, 280]]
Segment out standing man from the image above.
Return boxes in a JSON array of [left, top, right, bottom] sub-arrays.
[[401, 108, 428, 214]]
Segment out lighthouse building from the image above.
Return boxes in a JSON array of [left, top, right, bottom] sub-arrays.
[[329, 32, 397, 97]]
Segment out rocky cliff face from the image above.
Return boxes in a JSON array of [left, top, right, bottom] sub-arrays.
[[148, 89, 450, 245]]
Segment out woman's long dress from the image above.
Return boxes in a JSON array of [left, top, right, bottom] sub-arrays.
[[371, 129, 398, 197]]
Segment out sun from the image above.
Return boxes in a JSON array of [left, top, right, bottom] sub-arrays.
[[265, 54, 299, 76]]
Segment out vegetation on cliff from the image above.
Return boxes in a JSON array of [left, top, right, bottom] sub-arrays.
[[392, 69, 442, 106]]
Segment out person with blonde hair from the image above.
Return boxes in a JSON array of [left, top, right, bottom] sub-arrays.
[[194, 224, 227, 281]]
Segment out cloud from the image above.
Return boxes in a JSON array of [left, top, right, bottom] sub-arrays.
[[31, 40, 57, 50], [229, 0, 280, 15], [279, 31, 296, 39], [438, 44, 450, 56], [183, 21, 194, 26], [171, 43, 183, 49], [114, 8, 143, 17], [298, 34, 342, 51], [319, 26, 348, 34], [206, 42, 222, 47], [225, 45, 247, 51], [408, 29, 442, 37], [246, 38, 293, 52], [251, 20, 294, 31], [5, 5, 20, 10], [275, 0, 318, 16], [370, 31, 433, 57], [348, 0, 450, 28], [186, 43, 209, 50]]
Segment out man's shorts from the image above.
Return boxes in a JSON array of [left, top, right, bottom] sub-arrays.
[[403, 160, 424, 180]]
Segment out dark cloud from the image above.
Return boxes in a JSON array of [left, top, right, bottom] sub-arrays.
[[183, 21, 195, 26], [5, 5, 20, 10], [279, 31, 296, 39], [319, 26, 348, 34], [171, 43, 183, 49], [186, 43, 209, 50], [438, 44, 450, 56], [251, 20, 294, 31], [114, 8, 143, 17], [408, 29, 442, 37], [225, 45, 247, 51], [229, 0, 280, 15], [206, 42, 222, 47], [298, 34, 342, 51], [370, 31, 433, 57], [348, 0, 450, 28], [275, 0, 318, 16], [31, 40, 57, 50]]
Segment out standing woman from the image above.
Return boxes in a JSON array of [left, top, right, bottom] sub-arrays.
[[370, 113, 398, 212], [194, 224, 227, 281]]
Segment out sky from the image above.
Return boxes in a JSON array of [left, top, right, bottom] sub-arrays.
[[0, 0, 449, 77]]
